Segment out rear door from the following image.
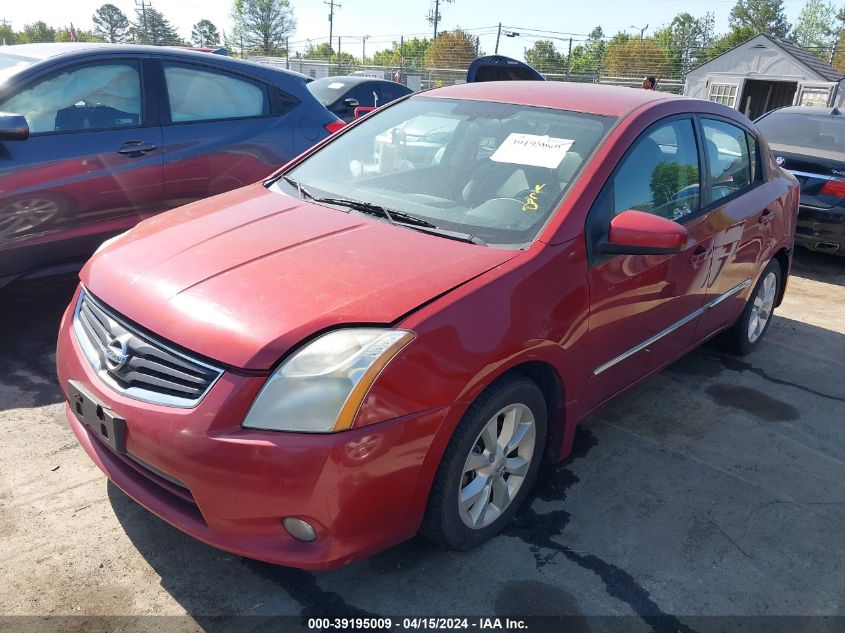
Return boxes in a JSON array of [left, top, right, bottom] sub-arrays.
[[155, 59, 297, 208], [583, 116, 715, 409], [692, 116, 779, 338], [0, 56, 163, 279]]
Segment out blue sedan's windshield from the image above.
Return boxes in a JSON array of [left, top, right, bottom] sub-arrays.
[[274, 97, 615, 248]]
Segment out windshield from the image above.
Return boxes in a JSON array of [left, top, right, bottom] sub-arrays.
[[274, 97, 614, 248], [757, 111, 845, 155], [307, 78, 352, 105]]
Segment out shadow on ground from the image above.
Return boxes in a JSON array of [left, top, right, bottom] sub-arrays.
[[0, 276, 77, 410]]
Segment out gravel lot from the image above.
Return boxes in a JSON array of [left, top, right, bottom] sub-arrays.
[[1, 249, 844, 631]]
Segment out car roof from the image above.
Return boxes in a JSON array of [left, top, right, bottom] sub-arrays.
[[2, 43, 309, 80], [423, 81, 689, 118], [764, 105, 843, 118]]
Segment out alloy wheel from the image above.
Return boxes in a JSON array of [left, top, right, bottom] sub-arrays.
[[458, 403, 536, 529], [0, 198, 61, 238], [748, 271, 777, 343]]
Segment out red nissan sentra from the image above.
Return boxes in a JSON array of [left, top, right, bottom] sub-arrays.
[[56, 82, 798, 569]]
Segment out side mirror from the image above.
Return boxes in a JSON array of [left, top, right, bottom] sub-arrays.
[[0, 112, 29, 141], [599, 209, 688, 255], [343, 98, 359, 108]]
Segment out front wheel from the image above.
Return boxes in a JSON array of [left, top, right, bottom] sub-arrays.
[[721, 260, 782, 355], [422, 375, 547, 550]]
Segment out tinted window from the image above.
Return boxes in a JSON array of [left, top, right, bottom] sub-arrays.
[[611, 119, 700, 221], [378, 82, 409, 103], [308, 78, 352, 105], [702, 119, 752, 203], [164, 63, 268, 123], [1, 62, 141, 134], [756, 111, 845, 154], [276, 97, 614, 248]]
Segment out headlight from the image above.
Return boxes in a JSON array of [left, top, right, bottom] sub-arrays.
[[94, 230, 130, 255], [242, 328, 415, 433]]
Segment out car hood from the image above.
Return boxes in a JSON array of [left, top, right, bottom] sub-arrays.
[[82, 183, 518, 370]]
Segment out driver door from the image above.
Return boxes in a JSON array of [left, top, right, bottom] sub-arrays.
[[582, 116, 715, 411]]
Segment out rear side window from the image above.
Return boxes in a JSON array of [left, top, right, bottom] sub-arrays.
[[163, 63, 269, 123], [702, 119, 753, 204], [609, 119, 701, 221], [1, 62, 141, 134]]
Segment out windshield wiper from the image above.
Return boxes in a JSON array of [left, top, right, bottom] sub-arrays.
[[280, 185, 486, 246], [314, 197, 486, 245]]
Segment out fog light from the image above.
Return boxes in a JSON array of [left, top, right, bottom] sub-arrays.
[[283, 517, 317, 542]]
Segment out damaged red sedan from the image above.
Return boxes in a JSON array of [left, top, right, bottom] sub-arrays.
[[56, 82, 798, 569]]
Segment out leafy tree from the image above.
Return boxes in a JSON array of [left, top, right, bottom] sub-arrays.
[[833, 8, 845, 71], [369, 37, 430, 69], [303, 42, 335, 59], [791, 0, 837, 54], [654, 12, 717, 73], [701, 25, 758, 61], [729, 0, 791, 38], [424, 29, 478, 69], [92, 4, 130, 43], [568, 26, 607, 75], [604, 37, 674, 77], [231, 0, 296, 56], [132, 4, 181, 45], [55, 27, 103, 42], [0, 24, 18, 46], [19, 21, 56, 43], [651, 162, 699, 208], [191, 19, 220, 46], [524, 40, 566, 74]]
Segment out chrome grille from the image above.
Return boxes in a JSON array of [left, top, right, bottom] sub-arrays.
[[73, 290, 223, 408]]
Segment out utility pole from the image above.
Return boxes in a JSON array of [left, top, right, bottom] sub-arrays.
[[325, 0, 341, 51], [399, 35, 404, 83], [285, 36, 289, 69], [428, 0, 454, 40], [630, 23, 648, 40], [566, 37, 572, 79], [135, 0, 149, 40], [337, 35, 342, 74], [362, 34, 369, 64], [495, 22, 501, 54]]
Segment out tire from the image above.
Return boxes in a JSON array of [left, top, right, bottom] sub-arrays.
[[422, 374, 547, 550], [721, 259, 782, 355]]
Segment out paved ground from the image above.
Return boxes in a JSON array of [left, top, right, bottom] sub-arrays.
[[1, 249, 844, 631]]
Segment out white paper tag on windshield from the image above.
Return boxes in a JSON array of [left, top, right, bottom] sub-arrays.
[[490, 133, 574, 169], [327, 82, 345, 89]]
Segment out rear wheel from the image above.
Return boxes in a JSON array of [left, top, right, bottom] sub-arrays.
[[721, 260, 781, 355], [422, 375, 547, 550]]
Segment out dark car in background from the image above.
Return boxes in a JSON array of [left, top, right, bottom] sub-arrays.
[[756, 106, 845, 256], [307, 75, 413, 123], [0, 43, 343, 287]]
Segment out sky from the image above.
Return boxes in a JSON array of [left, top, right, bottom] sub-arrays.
[[3, 0, 814, 61]]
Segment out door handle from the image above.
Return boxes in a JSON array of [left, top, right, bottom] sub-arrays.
[[759, 209, 776, 225], [689, 245, 711, 267], [117, 141, 158, 156]]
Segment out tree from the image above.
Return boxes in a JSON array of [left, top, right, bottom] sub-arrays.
[[792, 0, 837, 55], [56, 27, 103, 42], [19, 21, 56, 43], [303, 42, 335, 59], [729, 0, 791, 38], [567, 26, 607, 75], [424, 29, 478, 69], [0, 24, 17, 46], [369, 37, 430, 68], [92, 4, 130, 43], [132, 4, 181, 45], [524, 40, 566, 74], [654, 12, 717, 73], [603, 38, 674, 78], [701, 25, 758, 61], [191, 19, 220, 47], [833, 7, 845, 71], [231, 0, 296, 56]]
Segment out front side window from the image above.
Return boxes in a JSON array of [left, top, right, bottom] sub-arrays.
[[708, 84, 738, 108], [609, 119, 701, 221], [1, 62, 141, 134], [273, 97, 615, 248], [164, 63, 268, 123], [702, 119, 752, 204]]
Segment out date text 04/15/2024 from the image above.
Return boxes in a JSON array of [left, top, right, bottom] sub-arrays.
[[307, 618, 529, 630]]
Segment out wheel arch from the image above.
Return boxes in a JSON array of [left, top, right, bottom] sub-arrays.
[[771, 246, 790, 307]]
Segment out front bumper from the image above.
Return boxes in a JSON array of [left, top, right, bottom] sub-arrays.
[[56, 290, 449, 569], [796, 205, 845, 255]]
